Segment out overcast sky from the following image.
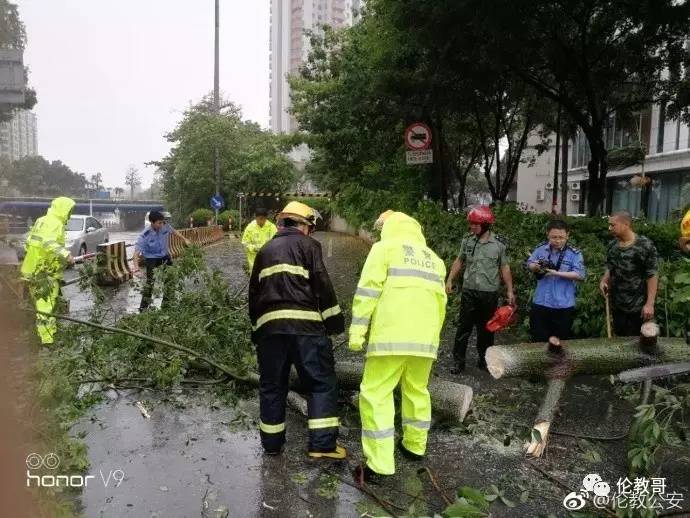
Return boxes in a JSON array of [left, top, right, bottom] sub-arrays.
[[17, 0, 270, 189]]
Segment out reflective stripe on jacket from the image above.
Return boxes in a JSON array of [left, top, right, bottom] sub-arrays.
[[349, 212, 447, 358], [20, 197, 75, 279], [248, 226, 344, 341]]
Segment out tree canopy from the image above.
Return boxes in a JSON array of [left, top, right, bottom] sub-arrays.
[[153, 96, 296, 221], [0, 155, 87, 196], [289, 0, 690, 216]]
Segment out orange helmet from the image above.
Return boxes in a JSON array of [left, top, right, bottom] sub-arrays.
[[467, 205, 495, 224], [485, 305, 517, 333]]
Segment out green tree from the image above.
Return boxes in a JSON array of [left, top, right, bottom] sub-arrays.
[[89, 172, 103, 191], [153, 95, 295, 220], [463, 0, 690, 214], [289, 25, 430, 223], [1, 155, 86, 196], [124, 166, 141, 200], [289, 5, 551, 218]]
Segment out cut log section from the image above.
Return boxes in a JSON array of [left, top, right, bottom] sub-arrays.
[[525, 379, 566, 457], [639, 321, 660, 353], [485, 336, 690, 380], [252, 362, 471, 424], [293, 361, 473, 424]]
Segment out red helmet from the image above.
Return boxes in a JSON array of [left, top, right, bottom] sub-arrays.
[[485, 305, 517, 333], [467, 205, 495, 224]]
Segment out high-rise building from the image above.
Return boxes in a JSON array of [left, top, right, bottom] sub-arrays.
[[0, 109, 37, 161], [270, 0, 360, 134]]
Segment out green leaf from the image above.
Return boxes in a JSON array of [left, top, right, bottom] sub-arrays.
[[520, 490, 530, 503], [583, 449, 602, 463], [458, 487, 489, 511], [673, 272, 690, 284], [442, 502, 488, 517]]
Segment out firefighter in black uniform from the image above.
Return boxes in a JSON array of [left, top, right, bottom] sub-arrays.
[[248, 201, 346, 459]]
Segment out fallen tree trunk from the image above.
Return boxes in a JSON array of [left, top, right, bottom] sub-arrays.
[[29, 309, 472, 424], [326, 361, 473, 423], [525, 379, 566, 457], [485, 336, 690, 380]]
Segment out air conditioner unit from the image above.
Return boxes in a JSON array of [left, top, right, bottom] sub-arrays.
[[545, 181, 554, 190], [570, 193, 580, 202], [570, 182, 580, 191], [536, 189, 545, 201]]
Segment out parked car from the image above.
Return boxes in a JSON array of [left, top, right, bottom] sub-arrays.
[[143, 211, 172, 229], [14, 215, 109, 261], [65, 215, 109, 257]]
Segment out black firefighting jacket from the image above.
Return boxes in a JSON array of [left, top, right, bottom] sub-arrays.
[[248, 227, 345, 342]]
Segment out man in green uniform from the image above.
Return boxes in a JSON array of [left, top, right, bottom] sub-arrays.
[[600, 210, 658, 336], [445, 206, 514, 373]]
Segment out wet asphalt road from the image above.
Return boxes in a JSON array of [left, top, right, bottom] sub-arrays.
[[65, 232, 690, 518]]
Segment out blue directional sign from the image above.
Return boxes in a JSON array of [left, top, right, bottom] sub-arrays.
[[210, 194, 225, 210]]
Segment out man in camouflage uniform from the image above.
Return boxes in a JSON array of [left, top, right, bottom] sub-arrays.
[[445, 206, 514, 373], [600, 211, 658, 336]]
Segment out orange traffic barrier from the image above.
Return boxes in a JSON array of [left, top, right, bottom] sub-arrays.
[[168, 230, 186, 258], [96, 241, 132, 286]]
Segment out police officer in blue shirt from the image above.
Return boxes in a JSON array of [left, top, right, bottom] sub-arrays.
[[526, 220, 586, 342], [132, 211, 190, 311]]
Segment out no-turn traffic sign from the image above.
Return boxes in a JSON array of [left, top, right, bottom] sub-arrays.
[[404, 122, 432, 151]]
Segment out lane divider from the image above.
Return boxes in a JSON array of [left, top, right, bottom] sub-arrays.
[[5, 226, 227, 291]]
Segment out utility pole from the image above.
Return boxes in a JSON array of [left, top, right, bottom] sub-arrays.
[[213, 0, 221, 221], [552, 100, 561, 214]]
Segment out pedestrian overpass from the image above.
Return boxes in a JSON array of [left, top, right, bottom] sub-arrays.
[[0, 197, 166, 230]]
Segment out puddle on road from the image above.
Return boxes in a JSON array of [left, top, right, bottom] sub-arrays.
[[73, 390, 367, 518]]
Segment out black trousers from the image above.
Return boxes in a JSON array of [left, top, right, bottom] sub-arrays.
[[256, 334, 339, 453], [529, 304, 574, 342], [139, 256, 173, 311], [612, 308, 643, 337], [453, 289, 499, 368]]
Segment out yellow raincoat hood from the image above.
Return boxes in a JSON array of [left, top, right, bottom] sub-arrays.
[[47, 197, 76, 224], [380, 212, 426, 246]]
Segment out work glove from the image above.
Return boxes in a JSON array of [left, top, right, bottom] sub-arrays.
[[348, 334, 364, 352]]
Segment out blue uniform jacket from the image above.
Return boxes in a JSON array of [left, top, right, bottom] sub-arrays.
[[135, 224, 174, 259], [527, 242, 586, 309]]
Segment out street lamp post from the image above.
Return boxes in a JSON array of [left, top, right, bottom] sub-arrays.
[[213, 0, 221, 222]]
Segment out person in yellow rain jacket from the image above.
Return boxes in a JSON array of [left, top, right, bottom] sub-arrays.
[[349, 210, 447, 482], [20, 197, 76, 344], [680, 209, 690, 255], [242, 208, 277, 272]]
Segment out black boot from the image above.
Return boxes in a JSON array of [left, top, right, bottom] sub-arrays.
[[353, 463, 388, 485], [397, 440, 423, 461]]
